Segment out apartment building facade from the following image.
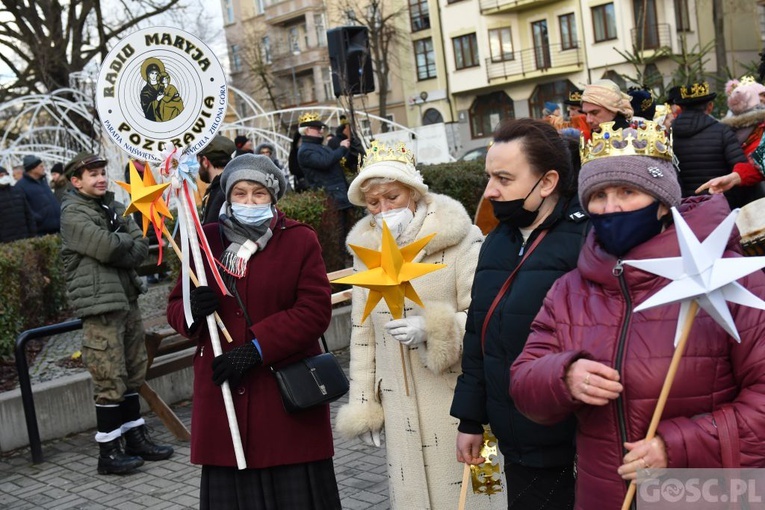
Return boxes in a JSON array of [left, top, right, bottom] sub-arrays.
[[221, 0, 764, 157]]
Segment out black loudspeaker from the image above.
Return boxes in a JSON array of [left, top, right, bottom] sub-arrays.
[[327, 26, 375, 97]]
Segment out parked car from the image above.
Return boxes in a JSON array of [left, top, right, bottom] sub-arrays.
[[457, 146, 488, 162]]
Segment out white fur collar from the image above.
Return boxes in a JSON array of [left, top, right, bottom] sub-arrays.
[[346, 193, 473, 255]]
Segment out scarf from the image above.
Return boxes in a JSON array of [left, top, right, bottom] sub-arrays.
[[218, 206, 275, 285]]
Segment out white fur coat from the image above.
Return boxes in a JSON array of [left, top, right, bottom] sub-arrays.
[[335, 193, 503, 509]]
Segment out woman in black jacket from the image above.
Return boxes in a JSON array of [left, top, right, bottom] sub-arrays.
[[450, 118, 588, 509]]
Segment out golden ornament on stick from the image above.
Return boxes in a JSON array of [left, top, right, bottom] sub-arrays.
[[332, 221, 445, 395], [333, 221, 445, 321], [115, 161, 172, 236], [471, 430, 503, 495], [458, 429, 503, 509]]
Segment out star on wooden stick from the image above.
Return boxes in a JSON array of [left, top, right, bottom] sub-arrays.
[[620, 207, 765, 510], [624, 207, 765, 343], [116, 161, 173, 236], [332, 222, 446, 321]]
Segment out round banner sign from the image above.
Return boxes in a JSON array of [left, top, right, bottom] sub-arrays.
[[96, 27, 227, 162]]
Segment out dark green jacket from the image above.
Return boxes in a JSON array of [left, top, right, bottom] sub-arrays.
[[60, 190, 148, 317]]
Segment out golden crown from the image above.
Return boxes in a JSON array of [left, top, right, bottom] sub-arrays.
[[641, 96, 654, 111], [580, 121, 673, 164], [680, 82, 710, 99], [568, 91, 582, 102], [298, 112, 322, 124], [360, 140, 416, 171], [740, 76, 757, 86]]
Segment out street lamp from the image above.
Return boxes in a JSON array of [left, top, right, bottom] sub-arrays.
[[291, 48, 300, 106]]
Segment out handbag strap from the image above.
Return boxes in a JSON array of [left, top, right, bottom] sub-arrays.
[[228, 280, 330, 353], [480, 230, 548, 354]]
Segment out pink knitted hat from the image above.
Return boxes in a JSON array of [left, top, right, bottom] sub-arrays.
[[726, 79, 765, 115]]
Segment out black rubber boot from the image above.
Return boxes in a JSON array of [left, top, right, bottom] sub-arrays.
[[97, 438, 144, 475], [124, 425, 174, 461]]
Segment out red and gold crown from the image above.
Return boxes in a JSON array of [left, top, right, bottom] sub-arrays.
[[580, 121, 673, 164], [360, 140, 416, 171]]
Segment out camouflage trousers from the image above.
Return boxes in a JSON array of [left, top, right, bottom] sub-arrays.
[[82, 302, 147, 405]]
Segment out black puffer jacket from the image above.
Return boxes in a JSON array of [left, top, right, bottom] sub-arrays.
[[672, 108, 754, 209], [0, 185, 36, 242], [450, 196, 588, 467]]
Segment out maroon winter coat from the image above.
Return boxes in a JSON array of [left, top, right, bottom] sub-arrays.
[[511, 194, 765, 510], [167, 211, 333, 468]]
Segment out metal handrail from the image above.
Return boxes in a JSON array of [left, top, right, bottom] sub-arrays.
[[15, 319, 83, 463]]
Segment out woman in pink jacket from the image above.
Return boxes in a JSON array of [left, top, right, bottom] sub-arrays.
[[511, 122, 765, 510]]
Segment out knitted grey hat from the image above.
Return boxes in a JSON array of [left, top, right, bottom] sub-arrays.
[[578, 155, 681, 210], [23, 155, 42, 172], [220, 154, 287, 202]]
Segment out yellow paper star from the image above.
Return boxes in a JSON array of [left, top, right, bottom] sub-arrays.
[[116, 161, 173, 236], [332, 222, 446, 321]]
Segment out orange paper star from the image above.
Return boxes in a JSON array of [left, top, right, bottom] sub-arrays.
[[332, 222, 445, 321], [116, 161, 173, 236]]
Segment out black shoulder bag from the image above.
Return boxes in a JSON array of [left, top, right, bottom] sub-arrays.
[[229, 285, 349, 413]]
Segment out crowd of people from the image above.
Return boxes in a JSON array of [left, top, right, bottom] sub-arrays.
[[5, 69, 765, 510]]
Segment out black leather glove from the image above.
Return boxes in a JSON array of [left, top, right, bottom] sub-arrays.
[[211, 341, 262, 387], [190, 286, 219, 323]]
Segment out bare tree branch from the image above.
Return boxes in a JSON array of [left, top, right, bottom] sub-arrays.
[[332, 0, 407, 132], [0, 0, 183, 102]]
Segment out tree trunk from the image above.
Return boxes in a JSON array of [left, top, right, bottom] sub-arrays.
[[713, 0, 727, 90]]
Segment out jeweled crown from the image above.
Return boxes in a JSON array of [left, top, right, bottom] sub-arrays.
[[740, 76, 757, 86], [680, 82, 710, 99], [360, 140, 416, 171], [298, 112, 322, 124], [580, 121, 673, 164]]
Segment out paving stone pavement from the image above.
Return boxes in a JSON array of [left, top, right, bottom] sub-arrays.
[[0, 348, 391, 510]]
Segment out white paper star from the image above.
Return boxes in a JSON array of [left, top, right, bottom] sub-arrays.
[[623, 207, 765, 344]]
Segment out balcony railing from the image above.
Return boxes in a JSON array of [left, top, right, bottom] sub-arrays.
[[264, 0, 322, 24], [485, 41, 582, 81], [630, 23, 671, 51], [479, 0, 560, 14]]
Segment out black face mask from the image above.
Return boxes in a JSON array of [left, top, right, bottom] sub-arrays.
[[490, 174, 546, 228], [589, 201, 664, 257]]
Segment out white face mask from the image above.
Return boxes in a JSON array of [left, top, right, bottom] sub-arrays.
[[0, 175, 12, 186], [231, 203, 273, 226], [374, 206, 414, 240]]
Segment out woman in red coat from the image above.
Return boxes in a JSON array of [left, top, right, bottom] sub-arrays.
[[510, 122, 765, 510], [166, 154, 340, 509]]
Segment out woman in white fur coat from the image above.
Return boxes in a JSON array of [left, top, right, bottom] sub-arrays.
[[335, 142, 502, 510]]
